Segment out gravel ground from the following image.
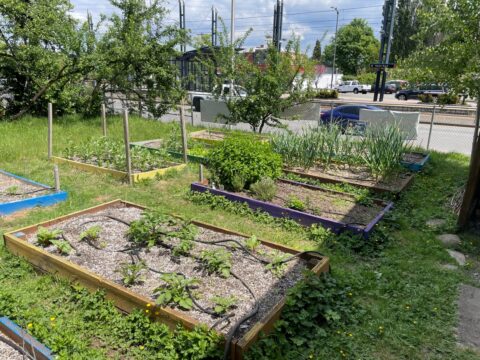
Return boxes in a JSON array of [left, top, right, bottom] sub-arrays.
[[0, 173, 50, 203], [26, 204, 309, 338], [0, 333, 25, 360]]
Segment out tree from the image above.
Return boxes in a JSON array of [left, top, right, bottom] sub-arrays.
[[323, 19, 379, 75], [0, 0, 96, 118], [95, 0, 186, 118], [199, 27, 314, 133], [391, 0, 421, 61], [312, 40, 322, 63]]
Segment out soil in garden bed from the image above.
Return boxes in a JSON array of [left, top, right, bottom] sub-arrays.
[[140, 140, 163, 149], [287, 164, 413, 193], [67, 155, 176, 174], [402, 152, 426, 164], [191, 130, 227, 141], [0, 173, 50, 203], [25, 204, 308, 338], [0, 333, 25, 360], [238, 180, 384, 227]]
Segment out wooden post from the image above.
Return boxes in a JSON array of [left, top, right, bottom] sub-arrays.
[[318, 103, 322, 128], [199, 164, 204, 183], [48, 103, 53, 159], [426, 99, 437, 150], [123, 109, 133, 185], [180, 99, 188, 164], [101, 104, 107, 137], [53, 165, 60, 192], [329, 102, 334, 124]]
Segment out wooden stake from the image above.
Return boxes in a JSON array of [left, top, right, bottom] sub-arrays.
[[48, 103, 53, 159], [101, 103, 107, 137], [180, 99, 188, 164], [123, 109, 133, 185], [199, 164, 204, 183], [53, 165, 60, 191]]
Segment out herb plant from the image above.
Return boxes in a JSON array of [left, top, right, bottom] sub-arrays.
[[116, 262, 146, 287], [37, 227, 63, 246], [154, 273, 199, 310], [199, 249, 232, 278], [244, 235, 261, 252], [286, 196, 306, 211], [210, 295, 237, 315], [80, 225, 101, 243], [250, 177, 277, 201], [50, 239, 73, 255]]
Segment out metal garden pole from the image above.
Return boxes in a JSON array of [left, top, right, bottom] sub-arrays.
[[48, 103, 53, 159], [426, 99, 437, 150], [54, 165, 60, 192], [180, 99, 188, 164], [101, 103, 107, 137]]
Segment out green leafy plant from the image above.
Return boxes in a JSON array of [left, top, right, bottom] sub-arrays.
[[231, 174, 246, 192], [250, 177, 277, 201], [154, 273, 199, 310], [265, 252, 289, 277], [286, 196, 306, 211], [50, 239, 73, 255], [244, 235, 261, 252], [207, 135, 282, 191], [115, 262, 146, 287], [37, 227, 63, 247], [199, 249, 232, 278], [4, 185, 19, 195], [128, 210, 182, 248], [80, 225, 101, 243], [210, 295, 237, 315], [172, 238, 194, 257]]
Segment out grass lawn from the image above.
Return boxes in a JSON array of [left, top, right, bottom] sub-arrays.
[[0, 115, 479, 359]]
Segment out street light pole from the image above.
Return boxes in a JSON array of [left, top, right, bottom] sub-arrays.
[[230, 0, 235, 95], [330, 7, 339, 89]]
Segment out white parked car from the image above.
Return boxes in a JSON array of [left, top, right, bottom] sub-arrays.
[[188, 84, 247, 112], [335, 80, 371, 94]]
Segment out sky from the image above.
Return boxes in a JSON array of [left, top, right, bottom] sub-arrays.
[[69, 0, 385, 53]]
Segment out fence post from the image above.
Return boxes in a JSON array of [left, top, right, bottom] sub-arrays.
[[318, 103, 322, 128], [180, 99, 188, 164], [48, 103, 53, 159], [53, 165, 60, 192], [329, 102, 334, 124], [426, 99, 437, 150], [101, 103, 107, 137], [199, 164, 204, 183], [123, 109, 133, 185]]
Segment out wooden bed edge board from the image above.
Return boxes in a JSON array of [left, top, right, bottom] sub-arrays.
[[51, 156, 127, 178], [232, 257, 330, 357]]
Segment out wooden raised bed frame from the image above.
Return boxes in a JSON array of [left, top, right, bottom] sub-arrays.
[[3, 200, 330, 359], [51, 156, 186, 183], [189, 130, 269, 145], [130, 139, 208, 163]]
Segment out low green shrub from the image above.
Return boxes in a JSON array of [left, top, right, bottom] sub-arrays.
[[207, 135, 282, 191], [314, 89, 338, 99], [438, 93, 459, 105], [250, 177, 277, 201], [418, 94, 434, 103]]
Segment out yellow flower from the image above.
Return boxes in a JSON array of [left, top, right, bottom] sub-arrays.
[[379, 326, 384, 330], [348, 333, 353, 337], [27, 323, 33, 329], [139, 346, 144, 350], [405, 305, 410, 310], [146, 303, 152, 308], [50, 317, 56, 322], [155, 311, 160, 316], [145, 309, 150, 314], [433, 307, 438, 311], [348, 292, 353, 297]]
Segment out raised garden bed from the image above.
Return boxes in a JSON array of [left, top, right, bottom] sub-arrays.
[[0, 170, 67, 216], [284, 165, 415, 194], [190, 130, 268, 145], [401, 152, 430, 172], [3, 200, 329, 359], [191, 179, 393, 238], [0, 317, 54, 360], [130, 139, 208, 163]]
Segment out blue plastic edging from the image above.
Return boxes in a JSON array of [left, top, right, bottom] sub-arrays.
[[0, 169, 68, 216], [0, 317, 54, 360], [401, 153, 430, 172]]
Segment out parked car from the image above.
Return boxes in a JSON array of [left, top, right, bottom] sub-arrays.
[[370, 82, 397, 94], [188, 83, 247, 111], [320, 104, 382, 131], [335, 81, 371, 94], [395, 83, 447, 101]]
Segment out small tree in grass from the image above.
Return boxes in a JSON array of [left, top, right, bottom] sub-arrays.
[[199, 25, 314, 133]]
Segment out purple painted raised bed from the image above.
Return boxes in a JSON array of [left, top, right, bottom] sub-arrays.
[[191, 179, 393, 238]]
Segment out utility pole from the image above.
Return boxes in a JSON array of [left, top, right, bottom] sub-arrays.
[[273, 0, 284, 52], [230, 0, 235, 95], [373, 0, 397, 102], [330, 7, 339, 89], [211, 6, 218, 47], [179, 0, 186, 85]]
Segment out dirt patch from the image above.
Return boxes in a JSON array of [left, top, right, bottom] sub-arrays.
[[239, 180, 384, 227], [191, 130, 226, 142], [286, 164, 413, 193], [0, 173, 51, 203], [0, 333, 25, 360], [141, 140, 163, 149], [25, 203, 309, 339]]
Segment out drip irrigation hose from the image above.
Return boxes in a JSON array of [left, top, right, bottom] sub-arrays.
[[0, 334, 35, 360], [2, 187, 53, 197]]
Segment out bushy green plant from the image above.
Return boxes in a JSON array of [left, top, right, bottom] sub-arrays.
[[244, 235, 261, 252], [154, 273, 199, 310], [210, 295, 237, 315], [207, 135, 282, 191], [314, 89, 338, 99], [361, 124, 410, 179], [80, 226, 101, 243], [4, 185, 19, 195], [37, 227, 63, 247], [418, 93, 434, 103], [50, 239, 73, 255], [199, 249, 232, 278], [116, 261, 146, 287], [128, 210, 182, 248], [438, 93, 459, 105], [250, 177, 277, 201], [286, 196, 306, 211]]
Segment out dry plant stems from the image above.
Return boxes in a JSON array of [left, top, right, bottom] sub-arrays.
[[360, 124, 411, 180]]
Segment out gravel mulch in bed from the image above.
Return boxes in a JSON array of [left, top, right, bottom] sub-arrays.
[[0, 173, 50, 203], [25, 204, 309, 338], [0, 333, 26, 360]]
